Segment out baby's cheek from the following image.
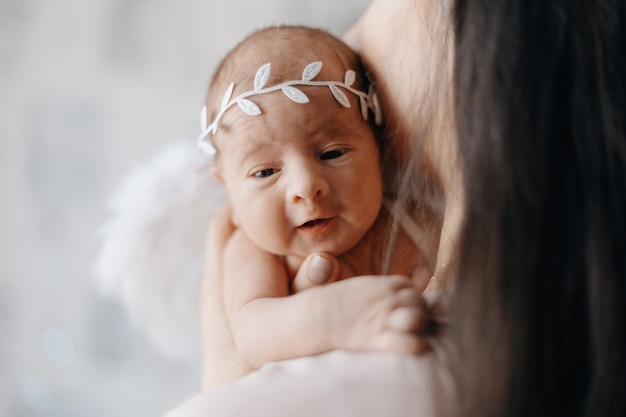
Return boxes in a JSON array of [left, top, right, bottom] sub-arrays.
[[244, 206, 291, 254]]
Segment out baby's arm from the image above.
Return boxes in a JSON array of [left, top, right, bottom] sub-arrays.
[[223, 230, 427, 369], [222, 229, 332, 367]]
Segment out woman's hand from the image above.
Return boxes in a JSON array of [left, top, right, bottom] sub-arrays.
[[291, 253, 341, 293]]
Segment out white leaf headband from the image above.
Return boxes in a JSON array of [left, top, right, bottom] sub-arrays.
[[197, 61, 382, 155]]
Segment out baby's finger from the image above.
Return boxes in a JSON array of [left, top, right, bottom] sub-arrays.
[[393, 286, 425, 309], [372, 330, 429, 354], [386, 306, 427, 333], [384, 275, 415, 289]]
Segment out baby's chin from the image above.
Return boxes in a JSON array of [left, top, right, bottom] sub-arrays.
[[288, 235, 368, 259]]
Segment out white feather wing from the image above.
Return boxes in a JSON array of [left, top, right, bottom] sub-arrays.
[[94, 140, 226, 360]]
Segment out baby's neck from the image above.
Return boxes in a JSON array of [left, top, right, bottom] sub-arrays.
[[284, 255, 306, 280]]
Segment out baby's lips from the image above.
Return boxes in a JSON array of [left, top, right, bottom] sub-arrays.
[[299, 218, 328, 228]]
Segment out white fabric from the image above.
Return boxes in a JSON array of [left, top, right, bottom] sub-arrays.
[[164, 350, 440, 417]]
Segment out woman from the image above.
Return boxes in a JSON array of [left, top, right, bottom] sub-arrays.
[[169, 0, 626, 415]]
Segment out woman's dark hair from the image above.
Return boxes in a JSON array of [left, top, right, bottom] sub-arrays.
[[450, 1, 626, 416]]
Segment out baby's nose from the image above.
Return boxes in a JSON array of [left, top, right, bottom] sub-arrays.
[[288, 167, 330, 203]]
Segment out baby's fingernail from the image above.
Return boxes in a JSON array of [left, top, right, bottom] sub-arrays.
[[308, 255, 335, 284]]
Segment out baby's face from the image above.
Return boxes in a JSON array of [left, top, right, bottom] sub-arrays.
[[214, 87, 383, 258]]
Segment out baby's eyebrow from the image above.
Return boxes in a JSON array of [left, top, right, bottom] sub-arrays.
[[233, 139, 276, 165], [310, 121, 360, 143]]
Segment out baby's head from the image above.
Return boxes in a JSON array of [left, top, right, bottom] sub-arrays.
[[203, 26, 384, 258]]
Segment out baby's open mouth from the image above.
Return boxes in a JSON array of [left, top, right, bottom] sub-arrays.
[[298, 218, 329, 229]]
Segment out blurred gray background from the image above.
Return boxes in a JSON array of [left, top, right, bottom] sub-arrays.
[[0, 1, 369, 416]]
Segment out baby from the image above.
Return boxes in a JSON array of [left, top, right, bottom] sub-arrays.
[[200, 26, 435, 370]]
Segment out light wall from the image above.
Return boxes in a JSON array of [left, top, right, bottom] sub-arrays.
[[0, 1, 369, 416]]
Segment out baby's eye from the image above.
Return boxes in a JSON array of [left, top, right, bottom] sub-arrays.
[[254, 168, 277, 179], [320, 149, 346, 160]]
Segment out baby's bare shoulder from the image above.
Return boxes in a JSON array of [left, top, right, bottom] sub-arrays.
[[225, 229, 266, 257], [223, 228, 284, 275]]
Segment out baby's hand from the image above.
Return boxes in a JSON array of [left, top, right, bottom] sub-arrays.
[[324, 275, 429, 354]]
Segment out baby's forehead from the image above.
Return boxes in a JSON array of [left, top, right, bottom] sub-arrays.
[[210, 27, 359, 99], [217, 94, 367, 157], [222, 96, 358, 144]]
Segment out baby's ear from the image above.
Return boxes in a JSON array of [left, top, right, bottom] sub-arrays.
[[210, 165, 224, 184]]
